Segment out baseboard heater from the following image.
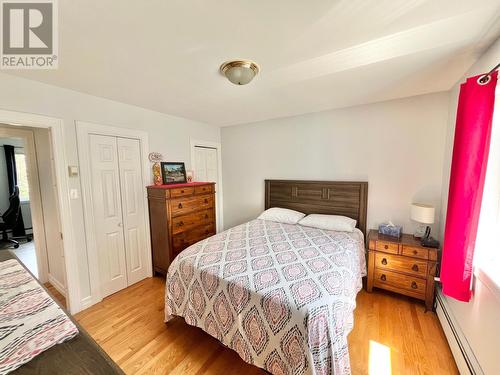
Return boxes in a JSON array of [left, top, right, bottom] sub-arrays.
[[435, 288, 484, 375]]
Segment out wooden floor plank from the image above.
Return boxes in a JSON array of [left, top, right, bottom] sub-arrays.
[[75, 277, 458, 374]]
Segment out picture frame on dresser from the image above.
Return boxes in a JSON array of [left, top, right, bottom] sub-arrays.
[[161, 162, 187, 184]]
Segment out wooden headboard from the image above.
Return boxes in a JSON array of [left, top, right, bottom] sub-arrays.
[[265, 180, 368, 237]]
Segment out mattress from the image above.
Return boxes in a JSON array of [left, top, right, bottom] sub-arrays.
[[165, 219, 366, 375]]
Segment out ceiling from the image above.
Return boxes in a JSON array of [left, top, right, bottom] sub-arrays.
[[8, 0, 500, 126]]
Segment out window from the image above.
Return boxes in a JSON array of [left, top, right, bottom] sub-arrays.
[[14, 151, 29, 202], [475, 85, 500, 289]]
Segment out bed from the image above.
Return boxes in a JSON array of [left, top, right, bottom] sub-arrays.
[[165, 180, 368, 375]]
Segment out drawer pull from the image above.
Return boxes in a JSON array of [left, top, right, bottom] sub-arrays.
[[384, 244, 389, 250], [176, 221, 184, 227], [381, 258, 388, 265], [204, 198, 208, 204], [178, 203, 183, 209], [202, 187, 206, 191], [380, 274, 386, 281], [181, 190, 184, 193], [412, 264, 419, 272], [205, 214, 209, 219], [205, 229, 210, 235], [413, 250, 418, 255], [411, 281, 418, 289]]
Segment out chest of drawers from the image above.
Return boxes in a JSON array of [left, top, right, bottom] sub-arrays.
[[366, 230, 439, 311], [147, 182, 216, 275]]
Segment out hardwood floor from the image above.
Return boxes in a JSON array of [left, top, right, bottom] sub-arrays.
[[44, 282, 67, 308], [75, 277, 458, 375]]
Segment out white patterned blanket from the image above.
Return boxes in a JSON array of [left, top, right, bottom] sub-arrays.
[[165, 219, 366, 375], [0, 259, 78, 374]]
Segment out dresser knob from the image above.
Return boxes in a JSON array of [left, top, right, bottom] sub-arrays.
[[384, 245, 389, 250], [204, 198, 208, 203], [413, 250, 418, 255], [412, 264, 419, 272], [381, 258, 387, 265], [380, 274, 386, 281], [178, 203, 183, 209], [205, 214, 209, 219], [205, 229, 209, 234], [411, 281, 418, 289], [177, 221, 184, 227], [181, 190, 184, 193], [202, 187, 206, 191]]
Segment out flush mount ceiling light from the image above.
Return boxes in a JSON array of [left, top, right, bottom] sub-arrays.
[[220, 60, 260, 85]]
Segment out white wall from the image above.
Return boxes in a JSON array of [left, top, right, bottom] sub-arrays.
[[438, 39, 500, 375], [0, 72, 220, 312], [221, 93, 449, 233]]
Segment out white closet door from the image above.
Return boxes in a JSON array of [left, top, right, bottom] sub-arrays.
[[116, 137, 148, 285], [194, 147, 218, 183], [89, 134, 128, 297]]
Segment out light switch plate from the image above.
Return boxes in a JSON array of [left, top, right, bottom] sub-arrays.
[[70, 189, 79, 199], [68, 165, 79, 177]]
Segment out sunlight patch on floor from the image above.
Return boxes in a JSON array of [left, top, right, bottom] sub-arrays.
[[369, 340, 392, 375]]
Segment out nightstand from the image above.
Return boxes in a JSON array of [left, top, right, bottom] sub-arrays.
[[366, 229, 438, 311]]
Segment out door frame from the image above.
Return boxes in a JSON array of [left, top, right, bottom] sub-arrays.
[[0, 126, 49, 283], [0, 109, 79, 313], [190, 139, 224, 232], [76, 121, 152, 306]]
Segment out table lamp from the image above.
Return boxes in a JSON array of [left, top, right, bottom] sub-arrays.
[[410, 203, 435, 239]]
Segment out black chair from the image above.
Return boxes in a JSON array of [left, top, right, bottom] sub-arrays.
[[0, 186, 21, 249]]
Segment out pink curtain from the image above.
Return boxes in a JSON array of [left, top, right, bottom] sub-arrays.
[[441, 71, 497, 302]]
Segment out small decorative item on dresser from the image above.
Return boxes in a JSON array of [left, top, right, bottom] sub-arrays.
[[378, 221, 402, 238], [148, 152, 163, 186], [186, 170, 194, 183], [161, 162, 187, 184], [366, 229, 439, 311]]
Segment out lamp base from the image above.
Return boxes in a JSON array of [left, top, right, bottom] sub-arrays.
[[414, 225, 431, 239]]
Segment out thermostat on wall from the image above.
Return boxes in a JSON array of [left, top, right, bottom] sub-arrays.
[[68, 165, 79, 177]]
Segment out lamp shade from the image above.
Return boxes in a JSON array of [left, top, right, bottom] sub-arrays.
[[410, 203, 435, 224]]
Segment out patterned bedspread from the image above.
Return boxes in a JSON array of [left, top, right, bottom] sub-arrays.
[[0, 259, 78, 375], [165, 219, 366, 375]]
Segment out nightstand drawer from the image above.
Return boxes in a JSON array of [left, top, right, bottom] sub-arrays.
[[402, 245, 428, 259], [375, 241, 399, 254], [374, 269, 426, 299], [374, 253, 427, 277]]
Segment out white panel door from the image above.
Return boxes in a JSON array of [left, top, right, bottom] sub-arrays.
[[116, 137, 148, 285], [194, 147, 218, 183], [89, 134, 128, 297]]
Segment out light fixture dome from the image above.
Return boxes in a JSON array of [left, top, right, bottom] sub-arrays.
[[220, 60, 259, 85]]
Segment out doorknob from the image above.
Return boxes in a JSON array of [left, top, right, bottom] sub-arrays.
[[118, 223, 123, 227]]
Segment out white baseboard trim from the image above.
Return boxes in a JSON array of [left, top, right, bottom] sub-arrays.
[[80, 296, 94, 310], [436, 289, 483, 375], [48, 274, 66, 296]]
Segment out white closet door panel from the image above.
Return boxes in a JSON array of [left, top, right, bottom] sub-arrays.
[[117, 137, 148, 285], [194, 147, 208, 181], [89, 134, 128, 297], [205, 148, 218, 182]]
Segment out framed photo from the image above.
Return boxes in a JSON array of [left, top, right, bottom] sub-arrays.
[[161, 162, 187, 184]]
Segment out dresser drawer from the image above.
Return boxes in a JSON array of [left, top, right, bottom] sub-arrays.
[[374, 253, 427, 278], [375, 241, 399, 254], [171, 209, 214, 234], [374, 269, 426, 299], [194, 185, 213, 195], [402, 245, 428, 259], [172, 223, 216, 254], [170, 195, 214, 217], [170, 186, 195, 198]]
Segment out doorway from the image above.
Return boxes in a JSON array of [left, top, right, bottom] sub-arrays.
[[0, 126, 66, 302]]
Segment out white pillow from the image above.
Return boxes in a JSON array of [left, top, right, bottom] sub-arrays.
[[258, 207, 305, 224], [298, 214, 356, 232]]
